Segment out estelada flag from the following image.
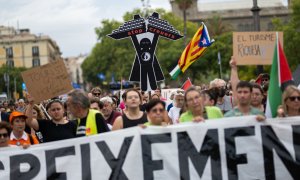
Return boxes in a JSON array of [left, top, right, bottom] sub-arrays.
[[265, 32, 294, 118], [169, 22, 214, 79], [181, 78, 193, 91]]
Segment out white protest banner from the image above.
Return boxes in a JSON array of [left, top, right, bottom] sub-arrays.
[[1, 116, 300, 179]]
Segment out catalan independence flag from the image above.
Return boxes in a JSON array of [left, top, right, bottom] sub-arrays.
[[169, 22, 214, 79]]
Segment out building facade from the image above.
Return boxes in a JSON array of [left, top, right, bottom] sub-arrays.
[[0, 26, 62, 68], [170, 0, 291, 32], [64, 54, 87, 89]]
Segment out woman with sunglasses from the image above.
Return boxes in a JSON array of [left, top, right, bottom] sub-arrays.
[[0, 122, 11, 148], [25, 97, 77, 142], [112, 89, 147, 130], [277, 85, 300, 117]]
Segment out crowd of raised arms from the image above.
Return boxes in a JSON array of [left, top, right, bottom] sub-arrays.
[[0, 57, 299, 148]]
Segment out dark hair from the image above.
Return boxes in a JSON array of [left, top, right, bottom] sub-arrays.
[[251, 83, 263, 95], [110, 95, 119, 106], [155, 88, 161, 93], [236, 81, 253, 92], [203, 88, 219, 105], [46, 99, 64, 111], [121, 92, 126, 101], [261, 73, 270, 80], [145, 99, 166, 113], [0, 121, 11, 135], [68, 89, 90, 109], [123, 89, 142, 101], [90, 97, 104, 109], [262, 82, 269, 93]]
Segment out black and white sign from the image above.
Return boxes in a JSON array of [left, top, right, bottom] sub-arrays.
[[108, 12, 183, 91]]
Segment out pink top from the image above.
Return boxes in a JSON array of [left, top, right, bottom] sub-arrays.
[[119, 101, 126, 110]]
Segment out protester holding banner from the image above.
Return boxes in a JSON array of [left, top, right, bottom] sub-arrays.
[[67, 89, 109, 136], [26, 98, 77, 142], [112, 89, 148, 130], [277, 85, 300, 117], [9, 111, 39, 146], [0, 121, 11, 148], [179, 87, 223, 123], [144, 99, 167, 126], [224, 81, 265, 121], [230, 56, 265, 113], [168, 90, 184, 124]]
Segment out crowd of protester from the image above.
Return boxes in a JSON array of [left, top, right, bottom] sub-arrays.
[[0, 57, 299, 149]]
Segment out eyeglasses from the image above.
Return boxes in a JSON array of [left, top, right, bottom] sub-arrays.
[[287, 96, 300, 101], [0, 133, 8, 138], [93, 93, 101, 96], [151, 108, 164, 113], [187, 96, 201, 103]]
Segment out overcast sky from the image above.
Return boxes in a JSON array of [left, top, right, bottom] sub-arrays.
[[0, 0, 288, 57], [0, 0, 171, 57]]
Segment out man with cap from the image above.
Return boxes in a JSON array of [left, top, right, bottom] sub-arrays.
[[9, 111, 39, 146]]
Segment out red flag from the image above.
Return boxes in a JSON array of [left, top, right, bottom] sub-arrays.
[[255, 74, 263, 85], [181, 78, 193, 91]]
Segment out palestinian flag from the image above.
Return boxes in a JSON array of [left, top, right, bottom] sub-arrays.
[[181, 78, 193, 91], [265, 32, 294, 118], [169, 22, 214, 79]]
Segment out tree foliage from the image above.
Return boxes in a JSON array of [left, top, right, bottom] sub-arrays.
[[272, 1, 300, 71], [0, 65, 27, 100]]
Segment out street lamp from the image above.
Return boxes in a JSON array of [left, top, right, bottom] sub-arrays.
[[3, 46, 14, 101], [251, 0, 264, 75]]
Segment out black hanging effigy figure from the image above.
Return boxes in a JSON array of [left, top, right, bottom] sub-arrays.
[[108, 12, 183, 91]]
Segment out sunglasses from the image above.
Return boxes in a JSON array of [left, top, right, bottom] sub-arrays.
[[93, 93, 101, 96], [0, 133, 8, 138], [262, 79, 269, 82], [151, 108, 164, 113], [288, 96, 300, 101]]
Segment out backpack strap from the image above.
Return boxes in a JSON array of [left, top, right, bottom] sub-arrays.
[[28, 134, 34, 145]]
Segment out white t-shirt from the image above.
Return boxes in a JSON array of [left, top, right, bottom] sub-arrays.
[[168, 106, 181, 124]]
